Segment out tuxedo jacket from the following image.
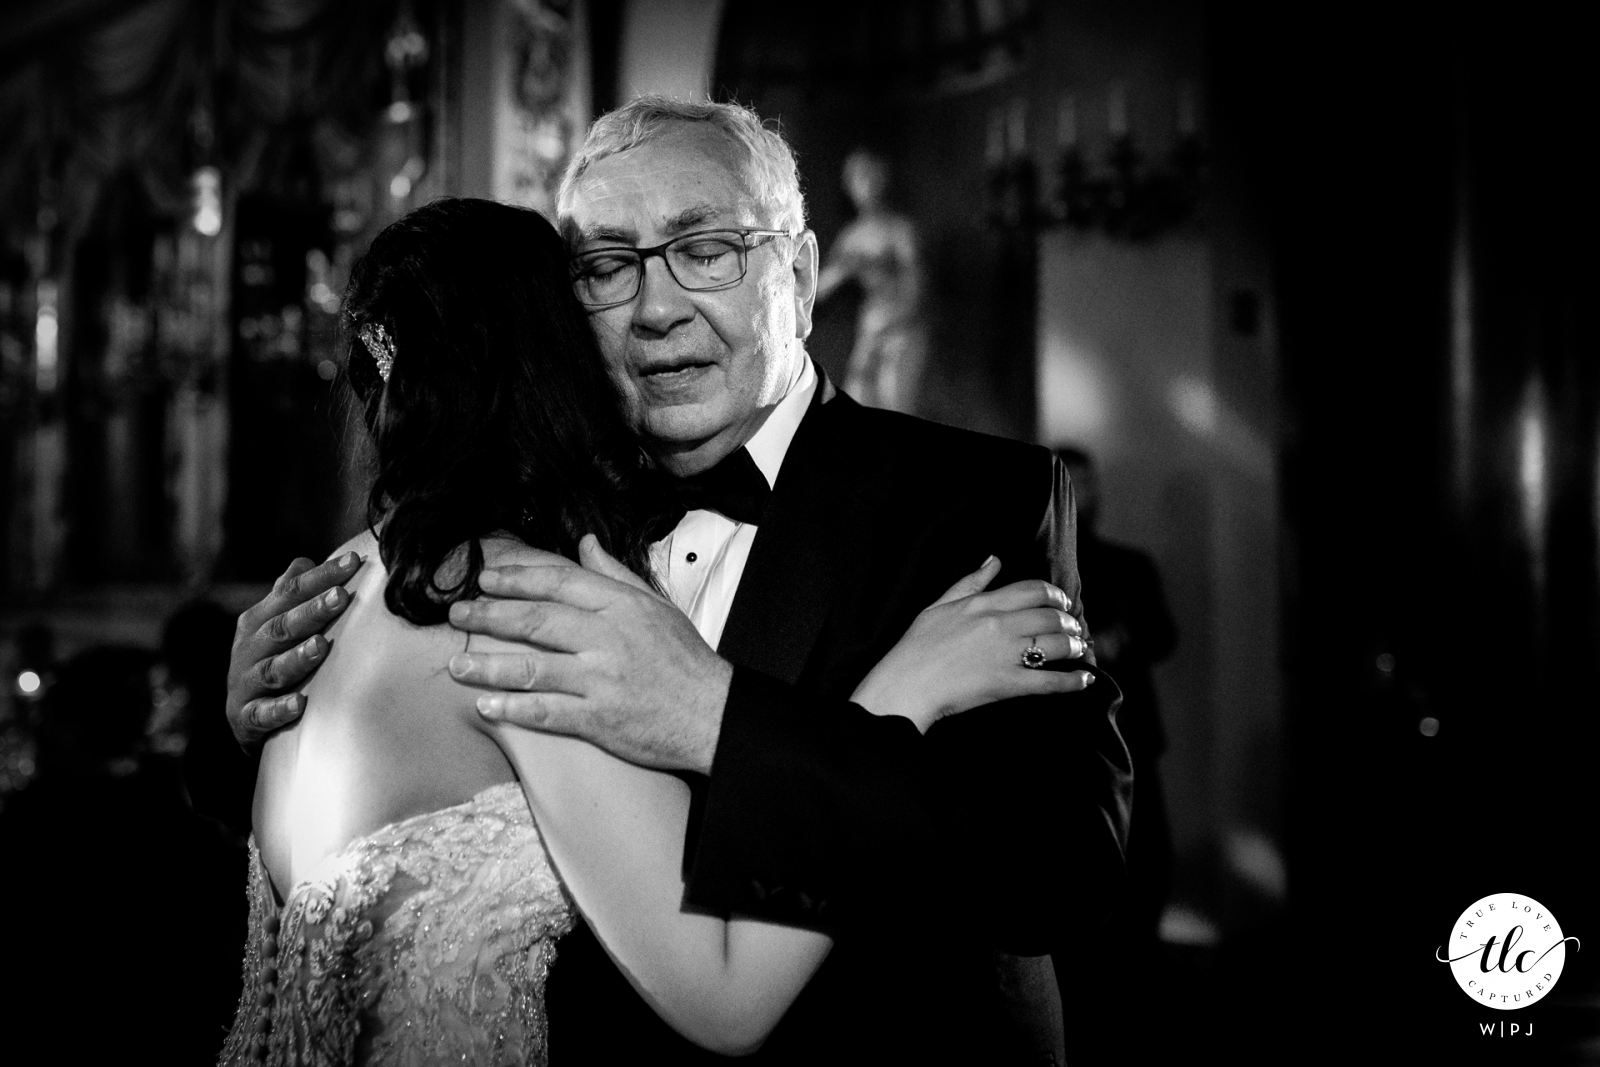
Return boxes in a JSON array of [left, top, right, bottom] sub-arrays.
[[548, 379, 1133, 1064]]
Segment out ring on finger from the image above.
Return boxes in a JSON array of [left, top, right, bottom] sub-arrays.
[[1020, 641, 1048, 669]]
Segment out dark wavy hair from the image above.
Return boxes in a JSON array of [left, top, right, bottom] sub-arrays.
[[342, 198, 658, 625]]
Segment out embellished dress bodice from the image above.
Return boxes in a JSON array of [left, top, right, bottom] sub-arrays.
[[220, 782, 575, 1066]]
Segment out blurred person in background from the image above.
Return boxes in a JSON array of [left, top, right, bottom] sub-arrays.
[[166, 599, 254, 834], [0, 645, 245, 1063], [1055, 446, 1177, 939], [1053, 446, 1177, 1063]]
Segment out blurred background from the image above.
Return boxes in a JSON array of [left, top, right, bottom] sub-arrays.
[[0, 1, 1595, 1063]]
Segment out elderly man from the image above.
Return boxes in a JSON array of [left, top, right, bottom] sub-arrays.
[[223, 98, 1130, 1064]]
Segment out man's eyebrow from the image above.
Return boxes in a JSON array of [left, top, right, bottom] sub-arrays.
[[576, 223, 637, 246], [662, 204, 726, 236], [575, 205, 731, 248]]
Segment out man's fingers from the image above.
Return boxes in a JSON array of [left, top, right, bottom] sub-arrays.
[[252, 635, 330, 691], [496, 545, 579, 570], [578, 533, 658, 596], [931, 556, 1001, 607], [240, 693, 307, 740], [449, 651, 587, 695], [448, 597, 603, 651], [477, 561, 630, 612], [241, 552, 362, 641], [475, 691, 592, 734], [238, 557, 314, 633], [262, 585, 352, 651]]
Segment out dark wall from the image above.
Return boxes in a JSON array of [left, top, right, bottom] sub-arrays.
[[1231, 3, 1599, 1056]]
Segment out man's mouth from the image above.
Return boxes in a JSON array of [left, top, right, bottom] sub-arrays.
[[638, 360, 715, 380]]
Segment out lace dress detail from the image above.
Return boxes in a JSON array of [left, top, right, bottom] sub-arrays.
[[220, 782, 574, 1066]]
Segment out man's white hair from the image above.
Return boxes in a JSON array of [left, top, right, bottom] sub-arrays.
[[557, 96, 807, 237]]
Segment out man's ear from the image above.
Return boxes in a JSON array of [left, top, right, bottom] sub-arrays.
[[790, 230, 820, 341]]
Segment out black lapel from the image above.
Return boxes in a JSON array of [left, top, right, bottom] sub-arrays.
[[716, 369, 858, 685]]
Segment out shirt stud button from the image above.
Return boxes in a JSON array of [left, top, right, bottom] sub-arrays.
[[686, 552, 698, 563]]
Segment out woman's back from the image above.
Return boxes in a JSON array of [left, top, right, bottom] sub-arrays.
[[253, 531, 513, 892], [226, 532, 575, 1066]]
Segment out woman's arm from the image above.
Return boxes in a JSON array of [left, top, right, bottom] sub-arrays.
[[464, 544, 1085, 1053], [467, 539, 828, 1055], [489, 712, 830, 1056], [850, 556, 1093, 731]]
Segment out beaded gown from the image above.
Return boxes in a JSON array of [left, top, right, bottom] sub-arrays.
[[219, 782, 575, 1066]]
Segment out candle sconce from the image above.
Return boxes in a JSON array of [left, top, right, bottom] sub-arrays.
[[987, 83, 1207, 240]]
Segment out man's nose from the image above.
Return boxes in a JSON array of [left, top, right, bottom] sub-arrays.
[[631, 255, 695, 335]]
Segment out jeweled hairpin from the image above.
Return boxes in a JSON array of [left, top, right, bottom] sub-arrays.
[[359, 322, 395, 382]]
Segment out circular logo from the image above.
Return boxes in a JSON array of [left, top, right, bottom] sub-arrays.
[[1438, 892, 1579, 1009]]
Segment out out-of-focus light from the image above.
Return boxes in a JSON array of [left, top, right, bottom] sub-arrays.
[[1520, 390, 1546, 546], [1450, 217, 1473, 500], [1419, 716, 1441, 737], [1158, 904, 1220, 947], [35, 279, 57, 392], [306, 249, 340, 313], [1169, 375, 1219, 435], [317, 359, 338, 381], [17, 670, 41, 694], [389, 157, 425, 202], [386, 100, 415, 124], [1375, 652, 1396, 674], [192, 166, 223, 237], [1038, 335, 1112, 443], [1225, 828, 1287, 902], [1164, 374, 1274, 481]]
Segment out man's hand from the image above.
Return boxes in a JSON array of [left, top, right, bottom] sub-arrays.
[[447, 534, 731, 774], [226, 553, 361, 750]]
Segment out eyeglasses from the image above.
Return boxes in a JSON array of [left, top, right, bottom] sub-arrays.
[[570, 228, 790, 309]]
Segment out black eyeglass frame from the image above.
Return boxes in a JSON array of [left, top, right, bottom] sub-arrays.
[[569, 227, 792, 309]]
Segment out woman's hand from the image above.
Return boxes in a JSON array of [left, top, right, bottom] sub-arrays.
[[850, 557, 1094, 733]]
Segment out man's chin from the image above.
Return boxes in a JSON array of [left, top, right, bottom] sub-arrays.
[[641, 404, 724, 446], [639, 406, 748, 470]]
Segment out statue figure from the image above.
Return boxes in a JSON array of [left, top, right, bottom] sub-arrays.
[[816, 150, 927, 413]]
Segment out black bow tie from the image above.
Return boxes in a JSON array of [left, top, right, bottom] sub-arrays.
[[654, 446, 771, 528]]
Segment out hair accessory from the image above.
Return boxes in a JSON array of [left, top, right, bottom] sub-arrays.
[[359, 322, 395, 382]]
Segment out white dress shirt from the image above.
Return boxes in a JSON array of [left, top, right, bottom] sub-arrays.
[[648, 356, 818, 650]]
